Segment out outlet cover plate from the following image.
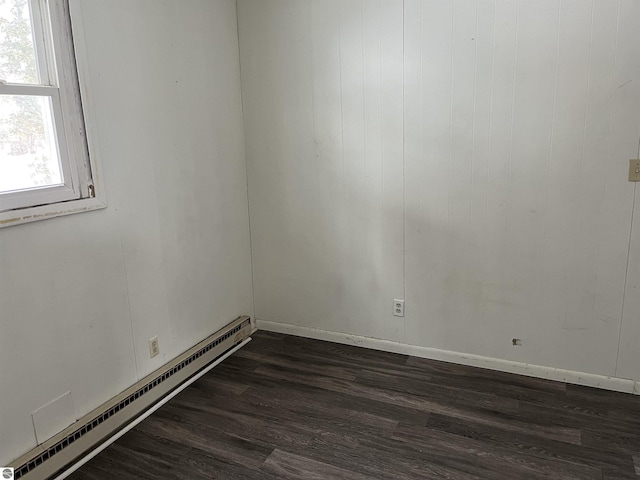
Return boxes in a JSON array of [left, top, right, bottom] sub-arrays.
[[393, 299, 405, 317], [630, 159, 640, 182], [149, 336, 160, 358]]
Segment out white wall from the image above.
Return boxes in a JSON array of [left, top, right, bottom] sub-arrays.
[[239, 0, 640, 382], [239, 0, 405, 342], [0, 0, 253, 465]]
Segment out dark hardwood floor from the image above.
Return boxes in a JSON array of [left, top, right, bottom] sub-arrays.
[[69, 331, 640, 480]]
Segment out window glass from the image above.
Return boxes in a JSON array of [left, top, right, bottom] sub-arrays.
[[0, 94, 62, 192], [0, 0, 39, 84]]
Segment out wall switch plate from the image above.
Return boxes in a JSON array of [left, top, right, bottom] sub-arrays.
[[630, 159, 640, 182], [149, 336, 160, 358], [393, 299, 405, 317]]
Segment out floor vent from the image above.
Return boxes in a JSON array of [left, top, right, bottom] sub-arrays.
[[11, 316, 252, 480]]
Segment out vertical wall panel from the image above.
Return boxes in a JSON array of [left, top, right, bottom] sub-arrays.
[[619, 187, 640, 380], [239, 0, 316, 326], [403, 0, 422, 343], [567, 0, 619, 372], [502, 0, 560, 356], [468, 0, 495, 351], [481, 0, 518, 359], [380, 0, 405, 340], [593, 0, 639, 349], [445, 0, 478, 354], [541, 0, 599, 372], [405, 0, 453, 345]]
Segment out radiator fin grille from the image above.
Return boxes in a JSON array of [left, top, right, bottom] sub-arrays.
[[15, 320, 248, 479]]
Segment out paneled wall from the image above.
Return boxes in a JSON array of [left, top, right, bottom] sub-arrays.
[[0, 0, 253, 465], [239, 0, 405, 342], [404, 0, 640, 376], [239, 0, 640, 380]]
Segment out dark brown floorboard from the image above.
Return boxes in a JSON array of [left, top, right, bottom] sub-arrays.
[[69, 331, 640, 479]]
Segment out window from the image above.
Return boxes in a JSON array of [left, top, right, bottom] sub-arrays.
[[0, 0, 103, 227]]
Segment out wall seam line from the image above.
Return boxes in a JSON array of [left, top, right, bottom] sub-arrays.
[[616, 169, 638, 375], [402, 0, 406, 340], [119, 238, 139, 382], [234, 0, 257, 325]]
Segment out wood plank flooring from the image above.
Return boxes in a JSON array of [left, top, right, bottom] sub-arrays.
[[69, 331, 640, 479]]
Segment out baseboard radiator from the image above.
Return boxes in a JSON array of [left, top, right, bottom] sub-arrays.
[[10, 316, 252, 480]]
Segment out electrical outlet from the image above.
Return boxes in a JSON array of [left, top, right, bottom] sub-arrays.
[[630, 159, 640, 182], [149, 336, 160, 358], [393, 299, 405, 317], [512, 338, 522, 346]]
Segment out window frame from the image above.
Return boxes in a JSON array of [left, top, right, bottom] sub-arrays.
[[0, 0, 105, 228]]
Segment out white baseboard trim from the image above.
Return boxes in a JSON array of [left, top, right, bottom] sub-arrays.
[[256, 319, 640, 395]]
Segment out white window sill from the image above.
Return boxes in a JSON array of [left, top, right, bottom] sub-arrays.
[[0, 196, 106, 229]]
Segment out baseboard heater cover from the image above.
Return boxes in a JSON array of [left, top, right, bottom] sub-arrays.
[[10, 315, 252, 480]]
